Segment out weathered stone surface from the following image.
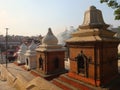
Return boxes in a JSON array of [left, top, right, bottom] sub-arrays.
[[79, 6, 109, 29], [26, 77, 61, 90], [13, 74, 28, 90], [42, 28, 58, 45], [0, 63, 61, 90], [0, 80, 16, 90]]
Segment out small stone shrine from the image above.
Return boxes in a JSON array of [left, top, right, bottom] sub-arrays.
[[24, 41, 37, 70], [36, 28, 66, 78], [66, 6, 120, 86], [17, 43, 27, 65]]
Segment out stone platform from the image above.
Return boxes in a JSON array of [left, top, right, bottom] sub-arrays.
[[0, 63, 61, 90], [51, 60, 120, 90], [51, 73, 120, 90], [0, 60, 120, 90], [31, 69, 68, 80]]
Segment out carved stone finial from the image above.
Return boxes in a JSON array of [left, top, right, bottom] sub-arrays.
[[79, 6, 109, 29], [42, 28, 58, 45], [89, 6, 96, 10]]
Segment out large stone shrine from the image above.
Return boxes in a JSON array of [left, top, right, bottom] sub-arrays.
[[35, 28, 66, 79], [66, 6, 120, 86]]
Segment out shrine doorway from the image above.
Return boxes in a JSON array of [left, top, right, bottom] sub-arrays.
[[26, 58, 29, 65], [39, 55, 43, 70], [54, 57, 59, 69], [75, 51, 88, 76]]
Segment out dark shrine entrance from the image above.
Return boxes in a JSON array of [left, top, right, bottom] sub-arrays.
[[75, 51, 88, 77], [39, 55, 43, 70], [54, 57, 59, 69], [26, 58, 29, 65]]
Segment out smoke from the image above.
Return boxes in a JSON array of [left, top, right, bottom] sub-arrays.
[[57, 26, 77, 46]]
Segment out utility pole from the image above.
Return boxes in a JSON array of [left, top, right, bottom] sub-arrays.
[[5, 28, 8, 68]]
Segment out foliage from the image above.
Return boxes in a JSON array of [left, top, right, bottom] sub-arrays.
[[100, 0, 120, 20]]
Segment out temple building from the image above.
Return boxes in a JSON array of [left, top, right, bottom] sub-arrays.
[[24, 41, 37, 70], [35, 28, 66, 79], [66, 6, 120, 86], [17, 43, 27, 65]]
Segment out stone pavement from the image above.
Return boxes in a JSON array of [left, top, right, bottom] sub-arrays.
[[0, 80, 16, 90], [3, 63, 35, 82], [0, 63, 61, 90], [0, 60, 119, 90]]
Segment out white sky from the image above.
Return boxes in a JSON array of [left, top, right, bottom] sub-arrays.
[[0, 0, 119, 36]]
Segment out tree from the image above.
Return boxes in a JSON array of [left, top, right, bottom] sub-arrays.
[[100, 0, 120, 20]]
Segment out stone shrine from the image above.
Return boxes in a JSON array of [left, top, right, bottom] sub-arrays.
[[17, 43, 27, 65], [24, 41, 37, 70], [35, 28, 66, 78], [66, 6, 120, 86]]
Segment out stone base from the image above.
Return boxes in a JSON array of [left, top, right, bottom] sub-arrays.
[[31, 69, 68, 80], [51, 73, 99, 90], [52, 73, 120, 89], [68, 72, 120, 87], [14, 61, 25, 66], [68, 72, 100, 86], [21, 65, 30, 71]]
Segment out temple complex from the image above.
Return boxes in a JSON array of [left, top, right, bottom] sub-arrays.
[[24, 41, 37, 70], [66, 6, 120, 86], [17, 43, 27, 65], [35, 28, 66, 79], [0, 5, 120, 90]]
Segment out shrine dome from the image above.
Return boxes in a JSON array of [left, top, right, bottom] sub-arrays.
[[79, 5, 109, 29], [17, 43, 27, 54], [19, 43, 27, 51], [42, 28, 58, 45], [28, 41, 37, 51]]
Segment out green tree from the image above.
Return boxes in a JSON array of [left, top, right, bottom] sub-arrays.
[[100, 0, 120, 20]]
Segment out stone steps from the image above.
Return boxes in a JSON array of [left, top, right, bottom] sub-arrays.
[[51, 74, 99, 90], [60, 74, 99, 90], [52, 78, 77, 90]]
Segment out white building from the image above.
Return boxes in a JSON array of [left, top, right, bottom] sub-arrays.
[[17, 43, 27, 64], [24, 41, 37, 70]]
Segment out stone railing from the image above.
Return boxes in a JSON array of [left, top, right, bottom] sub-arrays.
[[0, 64, 61, 90]]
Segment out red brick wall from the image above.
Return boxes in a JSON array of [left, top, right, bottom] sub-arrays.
[[36, 51, 65, 75], [69, 46, 95, 79], [47, 51, 65, 74], [68, 42, 119, 86]]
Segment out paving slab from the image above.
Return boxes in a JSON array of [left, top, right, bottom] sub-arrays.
[[3, 63, 35, 82], [0, 80, 16, 90], [0, 60, 119, 90]]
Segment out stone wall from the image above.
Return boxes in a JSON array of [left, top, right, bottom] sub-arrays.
[[0, 64, 61, 90], [26, 77, 61, 90]]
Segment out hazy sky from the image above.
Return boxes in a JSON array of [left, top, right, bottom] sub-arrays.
[[0, 0, 119, 36]]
